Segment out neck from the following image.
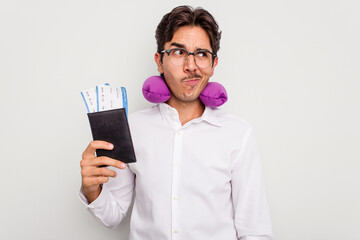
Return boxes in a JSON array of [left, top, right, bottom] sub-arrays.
[[166, 98, 205, 126]]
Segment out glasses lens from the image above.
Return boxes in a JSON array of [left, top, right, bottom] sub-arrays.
[[168, 48, 213, 68], [195, 51, 212, 68], [169, 49, 187, 66]]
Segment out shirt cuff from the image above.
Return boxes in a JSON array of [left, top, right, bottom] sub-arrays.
[[78, 184, 110, 209], [240, 236, 273, 240]]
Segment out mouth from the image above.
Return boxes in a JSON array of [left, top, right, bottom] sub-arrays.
[[184, 78, 200, 86]]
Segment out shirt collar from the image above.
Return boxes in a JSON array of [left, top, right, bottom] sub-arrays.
[[158, 103, 222, 127], [201, 106, 222, 127]]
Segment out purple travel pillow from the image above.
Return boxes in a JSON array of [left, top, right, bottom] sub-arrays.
[[142, 76, 227, 107], [142, 76, 171, 103]]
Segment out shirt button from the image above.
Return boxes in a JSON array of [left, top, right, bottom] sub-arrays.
[[174, 230, 179, 234], [173, 196, 178, 200], [176, 131, 181, 136]]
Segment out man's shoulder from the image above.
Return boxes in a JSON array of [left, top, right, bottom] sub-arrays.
[[211, 107, 253, 130], [128, 105, 161, 122], [207, 107, 257, 143]]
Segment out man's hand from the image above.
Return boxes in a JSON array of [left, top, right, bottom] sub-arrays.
[[80, 140, 127, 203]]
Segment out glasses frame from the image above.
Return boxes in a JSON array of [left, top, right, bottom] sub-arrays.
[[160, 48, 217, 68]]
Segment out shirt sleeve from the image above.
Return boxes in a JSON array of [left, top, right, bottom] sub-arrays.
[[78, 165, 135, 228], [231, 126, 274, 240]]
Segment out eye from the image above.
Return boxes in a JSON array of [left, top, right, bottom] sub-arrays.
[[196, 51, 209, 58], [172, 49, 185, 56]]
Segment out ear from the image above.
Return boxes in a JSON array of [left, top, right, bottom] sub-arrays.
[[154, 52, 164, 74], [210, 57, 218, 77]]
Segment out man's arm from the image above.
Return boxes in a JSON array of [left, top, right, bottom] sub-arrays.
[[79, 140, 135, 228], [231, 127, 274, 240]]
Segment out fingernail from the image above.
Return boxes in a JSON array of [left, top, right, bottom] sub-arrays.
[[121, 163, 126, 168], [108, 144, 114, 149]]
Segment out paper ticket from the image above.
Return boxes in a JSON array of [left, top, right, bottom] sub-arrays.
[[81, 83, 128, 116]]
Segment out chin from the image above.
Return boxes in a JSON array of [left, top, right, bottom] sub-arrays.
[[181, 93, 201, 102]]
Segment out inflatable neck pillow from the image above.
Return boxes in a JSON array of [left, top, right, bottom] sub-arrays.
[[142, 76, 228, 108]]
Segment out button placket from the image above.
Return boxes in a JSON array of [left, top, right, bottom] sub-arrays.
[[171, 128, 183, 240]]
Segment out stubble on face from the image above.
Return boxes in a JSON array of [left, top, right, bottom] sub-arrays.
[[165, 71, 206, 104], [158, 26, 217, 106]]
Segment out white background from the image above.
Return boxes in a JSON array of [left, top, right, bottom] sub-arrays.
[[1, 0, 359, 239]]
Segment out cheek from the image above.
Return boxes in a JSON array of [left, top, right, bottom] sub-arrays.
[[210, 69, 214, 77], [200, 80, 209, 91], [162, 62, 176, 78], [206, 67, 215, 77], [163, 71, 178, 91], [163, 64, 181, 85]]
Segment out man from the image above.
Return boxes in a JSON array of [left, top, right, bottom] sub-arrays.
[[79, 5, 273, 240]]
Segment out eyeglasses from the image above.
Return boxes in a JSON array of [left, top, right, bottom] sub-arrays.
[[160, 48, 217, 69]]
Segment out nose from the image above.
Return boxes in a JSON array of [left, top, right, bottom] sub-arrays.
[[184, 54, 197, 72]]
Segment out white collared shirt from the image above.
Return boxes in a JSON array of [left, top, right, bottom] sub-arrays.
[[79, 103, 273, 240]]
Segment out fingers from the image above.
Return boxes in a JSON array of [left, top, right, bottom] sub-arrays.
[[83, 176, 110, 186], [94, 156, 127, 169], [81, 175, 110, 194], [80, 141, 127, 202], [82, 140, 114, 159], [80, 156, 126, 169], [81, 140, 126, 169], [80, 157, 123, 191], [80, 141, 127, 197], [82, 166, 117, 178]]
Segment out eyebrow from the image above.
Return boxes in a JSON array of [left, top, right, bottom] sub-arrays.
[[169, 42, 211, 52], [170, 42, 185, 48]]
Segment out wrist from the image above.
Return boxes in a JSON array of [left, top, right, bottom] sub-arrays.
[[82, 184, 102, 204]]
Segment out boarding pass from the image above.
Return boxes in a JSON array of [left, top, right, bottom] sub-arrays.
[[81, 83, 128, 116]]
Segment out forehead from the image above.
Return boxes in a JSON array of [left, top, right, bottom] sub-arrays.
[[166, 25, 212, 51]]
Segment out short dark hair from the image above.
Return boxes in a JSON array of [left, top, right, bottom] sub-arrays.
[[155, 6, 222, 55]]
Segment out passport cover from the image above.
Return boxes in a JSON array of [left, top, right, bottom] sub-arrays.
[[87, 108, 136, 164]]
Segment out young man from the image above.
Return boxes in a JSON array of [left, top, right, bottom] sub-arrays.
[[79, 6, 273, 240]]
